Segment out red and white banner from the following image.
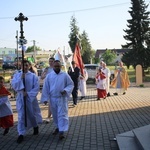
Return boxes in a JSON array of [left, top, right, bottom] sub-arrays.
[[73, 42, 84, 76]]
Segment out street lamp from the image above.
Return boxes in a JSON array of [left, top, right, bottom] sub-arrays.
[[14, 13, 28, 127]]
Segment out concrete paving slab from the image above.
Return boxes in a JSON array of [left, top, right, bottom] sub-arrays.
[[133, 124, 150, 150], [1, 84, 150, 149], [116, 131, 140, 150]]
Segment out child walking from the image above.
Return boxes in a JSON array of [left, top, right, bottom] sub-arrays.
[[96, 68, 107, 100], [0, 76, 14, 135]]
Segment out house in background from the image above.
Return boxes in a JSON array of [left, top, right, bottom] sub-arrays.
[[0, 48, 22, 62], [0, 47, 55, 62], [0, 48, 17, 57], [95, 48, 130, 63]]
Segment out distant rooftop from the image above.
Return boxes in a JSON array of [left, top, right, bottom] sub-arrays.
[[95, 48, 130, 58]]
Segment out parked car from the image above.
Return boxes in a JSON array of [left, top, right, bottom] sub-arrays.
[[84, 64, 99, 82], [84, 64, 115, 83], [2, 62, 16, 70]]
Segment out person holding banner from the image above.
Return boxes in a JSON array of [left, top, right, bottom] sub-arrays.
[[11, 60, 42, 144], [68, 61, 80, 106]]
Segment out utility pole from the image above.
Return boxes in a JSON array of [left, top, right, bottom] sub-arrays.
[[15, 30, 19, 69], [32, 40, 36, 62]]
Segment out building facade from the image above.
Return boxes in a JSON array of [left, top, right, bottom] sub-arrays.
[[95, 49, 130, 63], [0, 48, 16, 56]]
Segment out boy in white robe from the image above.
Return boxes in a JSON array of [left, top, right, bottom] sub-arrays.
[[41, 60, 74, 140], [79, 68, 88, 100], [102, 63, 111, 97], [11, 60, 42, 144]]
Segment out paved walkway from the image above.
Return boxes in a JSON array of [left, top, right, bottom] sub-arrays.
[[1, 84, 150, 150]]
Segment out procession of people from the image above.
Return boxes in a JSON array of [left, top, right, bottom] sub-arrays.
[[0, 57, 130, 144]]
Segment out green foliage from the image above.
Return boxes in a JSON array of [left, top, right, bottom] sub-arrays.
[[101, 50, 117, 65], [93, 57, 99, 64], [122, 0, 150, 69], [68, 16, 80, 53], [26, 46, 41, 53], [80, 31, 93, 64], [122, 50, 134, 68], [139, 84, 144, 87], [68, 16, 94, 64]]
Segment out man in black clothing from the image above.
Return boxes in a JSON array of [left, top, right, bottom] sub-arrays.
[[68, 61, 80, 106]]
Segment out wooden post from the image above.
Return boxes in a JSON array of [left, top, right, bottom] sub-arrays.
[[136, 64, 143, 86]]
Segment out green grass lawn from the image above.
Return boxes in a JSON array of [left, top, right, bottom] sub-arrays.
[[1, 65, 150, 83], [108, 65, 150, 82]]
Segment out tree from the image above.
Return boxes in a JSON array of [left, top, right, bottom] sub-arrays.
[[26, 46, 41, 53], [80, 31, 93, 64], [122, 0, 150, 70], [68, 16, 80, 53], [145, 30, 150, 49], [68, 16, 94, 64], [101, 50, 116, 65], [121, 50, 135, 68]]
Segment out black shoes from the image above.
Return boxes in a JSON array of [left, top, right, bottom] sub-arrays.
[[72, 103, 77, 107], [53, 128, 59, 135], [80, 96, 85, 100], [107, 93, 111, 97], [17, 135, 24, 144], [113, 92, 118, 96], [53, 129, 65, 140], [123, 92, 126, 95], [113, 92, 126, 95], [59, 133, 65, 140], [97, 98, 100, 100], [17, 126, 38, 144], [3, 128, 9, 136], [33, 126, 39, 135]]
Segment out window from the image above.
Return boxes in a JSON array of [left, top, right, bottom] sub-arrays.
[[9, 51, 13, 54], [85, 66, 97, 70]]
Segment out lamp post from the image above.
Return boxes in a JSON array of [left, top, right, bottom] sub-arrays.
[[14, 13, 28, 127]]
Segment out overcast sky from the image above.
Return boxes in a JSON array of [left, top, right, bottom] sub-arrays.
[[0, 0, 150, 54]]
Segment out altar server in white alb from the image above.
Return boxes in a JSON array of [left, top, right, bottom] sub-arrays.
[[11, 60, 42, 144], [79, 67, 88, 100], [41, 60, 74, 140], [102, 62, 111, 97]]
